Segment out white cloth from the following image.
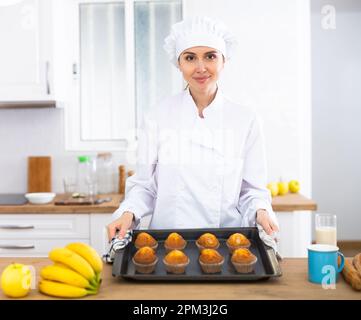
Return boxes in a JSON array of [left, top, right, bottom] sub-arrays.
[[102, 230, 133, 264], [113, 88, 278, 230], [163, 16, 238, 67], [257, 224, 282, 261]]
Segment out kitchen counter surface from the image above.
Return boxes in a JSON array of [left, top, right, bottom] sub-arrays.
[[0, 193, 316, 214], [0, 194, 124, 213], [271, 193, 317, 211], [0, 257, 358, 300]]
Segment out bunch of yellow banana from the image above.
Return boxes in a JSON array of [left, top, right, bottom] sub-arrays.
[[39, 242, 103, 298]]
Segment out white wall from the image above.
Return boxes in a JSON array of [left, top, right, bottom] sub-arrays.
[[311, 0, 361, 240]]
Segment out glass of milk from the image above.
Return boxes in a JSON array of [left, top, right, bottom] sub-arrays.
[[315, 214, 337, 246]]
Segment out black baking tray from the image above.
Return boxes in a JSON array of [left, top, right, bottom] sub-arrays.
[[112, 227, 282, 281]]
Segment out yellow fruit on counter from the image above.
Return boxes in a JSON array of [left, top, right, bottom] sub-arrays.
[[289, 180, 300, 193], [39, 280, 97, 298], [48, 248, 96, 282], [278, 181, 289, 195], [266, 182, 279, 197], [1, 263, 32, 298], [66, 242, 103, 274], [40, 265, 96, 290]]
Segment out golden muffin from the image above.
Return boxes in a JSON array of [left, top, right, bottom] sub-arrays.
[[199, 249, 224, 274], [134, 232, 158, 250], [132, 246, 158, 274], [195, 233, 220, 251], [226, 233, 251, 253], [163, 249, 190, 274], [164, 232, 187, 252], [231, 248, 257, 273]]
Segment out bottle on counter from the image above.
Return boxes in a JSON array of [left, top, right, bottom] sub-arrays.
[[77, 155, 97, 200], [96, 152, 116, 194]]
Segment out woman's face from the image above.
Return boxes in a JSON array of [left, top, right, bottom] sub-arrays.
[[178, 46, 224, 93]]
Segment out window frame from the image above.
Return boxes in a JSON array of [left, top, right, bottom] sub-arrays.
[[62, 0, 182, 151], [63, 0, 137, 151]]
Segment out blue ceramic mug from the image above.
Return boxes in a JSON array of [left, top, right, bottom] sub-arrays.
[[308, 244, 345, 284]]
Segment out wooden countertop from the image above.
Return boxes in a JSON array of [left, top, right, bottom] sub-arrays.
[[0, 193, 316, 214], [0, 194, 124, 214], [271, 193, 317, 212], [0, 257, 358, 300]]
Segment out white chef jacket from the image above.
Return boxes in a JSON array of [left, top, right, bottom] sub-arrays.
[[113, 88, 278, 229]]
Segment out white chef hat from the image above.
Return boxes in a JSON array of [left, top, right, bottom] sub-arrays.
[[163, 16, 238, 67]]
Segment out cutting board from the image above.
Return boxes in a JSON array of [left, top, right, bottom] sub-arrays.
[[54, 197, 93, 205], [27, 156, 52, 192]]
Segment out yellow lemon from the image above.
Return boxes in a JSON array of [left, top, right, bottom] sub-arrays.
[[1, 263, 32, 298], [289, 180, 300, 193], [266, 182, 279, 197], [277, 181, 289, 195]]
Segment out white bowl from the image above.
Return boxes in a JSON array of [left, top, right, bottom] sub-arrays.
[[25, 193, 56, 204]]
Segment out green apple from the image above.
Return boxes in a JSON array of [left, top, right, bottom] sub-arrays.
[[289, 180, 300, 193], [277, 181, 289, 195], [1, 263, 31, 298], [267, 182, 279, 197]]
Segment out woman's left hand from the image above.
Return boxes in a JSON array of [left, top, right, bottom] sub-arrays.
[[256, 209, 279, 236]]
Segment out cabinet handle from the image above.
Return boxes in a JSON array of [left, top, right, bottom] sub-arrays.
[[46, 60, 51, 95], [0, 225, 35, 230], [72, 63, 77, 75], [0, 244, 35, 249], [72, 62, 79, 80]]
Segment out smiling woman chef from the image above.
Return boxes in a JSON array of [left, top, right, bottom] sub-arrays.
[[107, 16, 279, 241]]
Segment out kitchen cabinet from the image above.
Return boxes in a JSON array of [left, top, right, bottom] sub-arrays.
[[0, 193, 120, 258], [0, 214, 89, 257], [90, 214, 112, 258], [270, 193, 317, 258], [0, 213, 112, 257], [60, 0, 135, 151], [0, 0, 53, 101]]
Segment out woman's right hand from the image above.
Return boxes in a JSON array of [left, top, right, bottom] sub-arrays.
[[107, 211, 135, 242]]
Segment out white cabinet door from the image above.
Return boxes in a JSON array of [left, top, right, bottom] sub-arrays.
[[0, 0, 53, 100], [0, 214, 90, 239], [90, 214, 112, 257], [0, 213, 90, 257], [0, 238, 91, 257], [61, 0, 134, 152], [277, 211, 312, 258]]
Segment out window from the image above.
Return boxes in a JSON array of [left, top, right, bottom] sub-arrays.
[[134, 0, 182, 121], [80, 2, 126, 141], [63, 0, 182, 151]]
